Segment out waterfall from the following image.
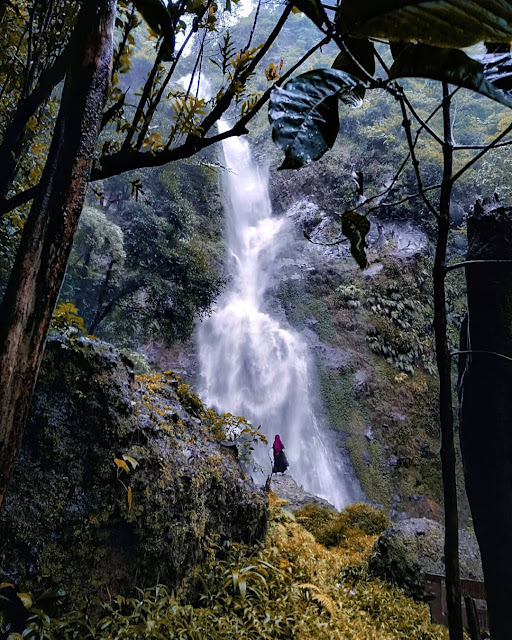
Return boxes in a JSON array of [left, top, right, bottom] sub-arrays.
[[197, 125, 358, 509]]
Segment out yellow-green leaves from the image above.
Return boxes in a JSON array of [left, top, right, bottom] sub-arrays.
[[336, 0, 512, 49], [16, 593, 33, 609], [114, 457, 130, 474], [114, 454, 138, 512], [51, 302, 86, 339]]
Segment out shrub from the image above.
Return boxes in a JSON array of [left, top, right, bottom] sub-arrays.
[[298, 502, 390, 548]]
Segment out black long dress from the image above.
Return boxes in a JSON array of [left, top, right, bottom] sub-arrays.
[[273, 449, 288, 473]]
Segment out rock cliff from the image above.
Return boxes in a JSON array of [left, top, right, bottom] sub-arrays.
[[0, 338, 267, 601]]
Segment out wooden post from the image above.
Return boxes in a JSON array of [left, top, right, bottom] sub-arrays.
[[464, 596, 482, 640]]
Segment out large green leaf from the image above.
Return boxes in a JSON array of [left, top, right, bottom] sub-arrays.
[[390, 44, 512, 108], [336, 1, 512, 49], [132, 0, 175, 59], [341, 210, 370, 268], [288, 0, 326, 28], [332, 37, 375, 101], [269, 69, 363, 169]]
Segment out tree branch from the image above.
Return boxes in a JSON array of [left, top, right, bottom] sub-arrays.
[[450, 349, 512, 364], [395, 87, 440, 220], [451, 121, 512, 183], [445, 259, 512, 273]]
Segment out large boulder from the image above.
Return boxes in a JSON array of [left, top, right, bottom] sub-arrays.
[[368, 518, 483, 600], [0, 338, 267, 601]]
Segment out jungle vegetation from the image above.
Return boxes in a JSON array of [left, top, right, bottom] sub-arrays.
[[2, 1, 512, 639]]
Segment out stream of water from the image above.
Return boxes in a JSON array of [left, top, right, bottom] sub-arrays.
[[197, 126, 357, 509]]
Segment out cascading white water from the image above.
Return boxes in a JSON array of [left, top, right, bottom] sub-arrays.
[[197, 124, 357, 509]]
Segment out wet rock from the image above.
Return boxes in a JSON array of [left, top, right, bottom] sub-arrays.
[[301, 327, 351, 370], [368, 518, 483, 600], [270, 474, 336, 511], [364, 427, 374, 442], [0, 338, 267, 602], [388, 455, 399, 468], [367, 220, 429, 258], [354, 369, 370, 396]]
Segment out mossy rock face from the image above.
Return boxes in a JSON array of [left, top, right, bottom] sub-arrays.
[[0, 338, 267, 602], [368, 518, 483, 600]]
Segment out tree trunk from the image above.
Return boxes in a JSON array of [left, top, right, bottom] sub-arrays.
[[435, 83, 463, 640], [459, 196, 512, 640], [0, 1, 117, 510]]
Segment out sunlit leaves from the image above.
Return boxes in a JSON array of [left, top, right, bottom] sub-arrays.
[[16, 593, 33, 609], [170, 95, 207, 136], [389, 44, 512, 108], [269, 69, 364, 169], [51, 302, 86, 338], [240, 92, 263, 118], [336, 0, 512, 48], [265, 60, 284, 82], [114, 457, 130, 474], [114, 454, 138, 512]]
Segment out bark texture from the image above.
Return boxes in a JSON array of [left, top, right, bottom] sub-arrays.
[[459, 196, 512, 640], [0, 1, 117, 509]]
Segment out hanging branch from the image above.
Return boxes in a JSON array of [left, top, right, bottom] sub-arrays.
[[395, 86, 440, 220], [364, 183, 442, 215], [353, 88, 460, 214]]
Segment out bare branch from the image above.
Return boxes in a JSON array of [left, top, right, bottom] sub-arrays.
[[446, 259, 512, 273], [395, 86, 440, 220], [451, 349, 512, 364]]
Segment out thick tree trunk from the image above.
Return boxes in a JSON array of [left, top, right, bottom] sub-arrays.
[[0, 1, 117, 509], [459, 197, 512, 640]]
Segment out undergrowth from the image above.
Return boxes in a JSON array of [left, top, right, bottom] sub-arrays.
[[6, 497, 447, 640]]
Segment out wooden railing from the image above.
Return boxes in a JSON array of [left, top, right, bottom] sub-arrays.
[[424, 573, 488, 637]]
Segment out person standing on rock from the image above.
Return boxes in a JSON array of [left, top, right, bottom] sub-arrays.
[[272, 434, 289, 474]]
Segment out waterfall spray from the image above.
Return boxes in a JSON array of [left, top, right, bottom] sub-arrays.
[[197, 125, 359, 509]]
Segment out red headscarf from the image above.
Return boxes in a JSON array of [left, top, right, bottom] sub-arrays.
[[273, 434, 284, 453]]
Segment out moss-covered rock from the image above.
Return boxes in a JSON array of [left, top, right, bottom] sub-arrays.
[[368, 518, 483, 600], [0, 338, 267, 602]]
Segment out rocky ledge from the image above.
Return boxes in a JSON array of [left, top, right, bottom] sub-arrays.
[[270, 473, 337, 511]]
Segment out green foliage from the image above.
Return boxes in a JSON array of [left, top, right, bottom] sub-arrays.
[[334, 283, 362, 309], [365, 268, 435, 375], [336, 0, 512, 48], [269, 69, 363, 169], [297, 502, 390, 548], [390, 44, 512, 109], [10, 500, 446, 640]]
